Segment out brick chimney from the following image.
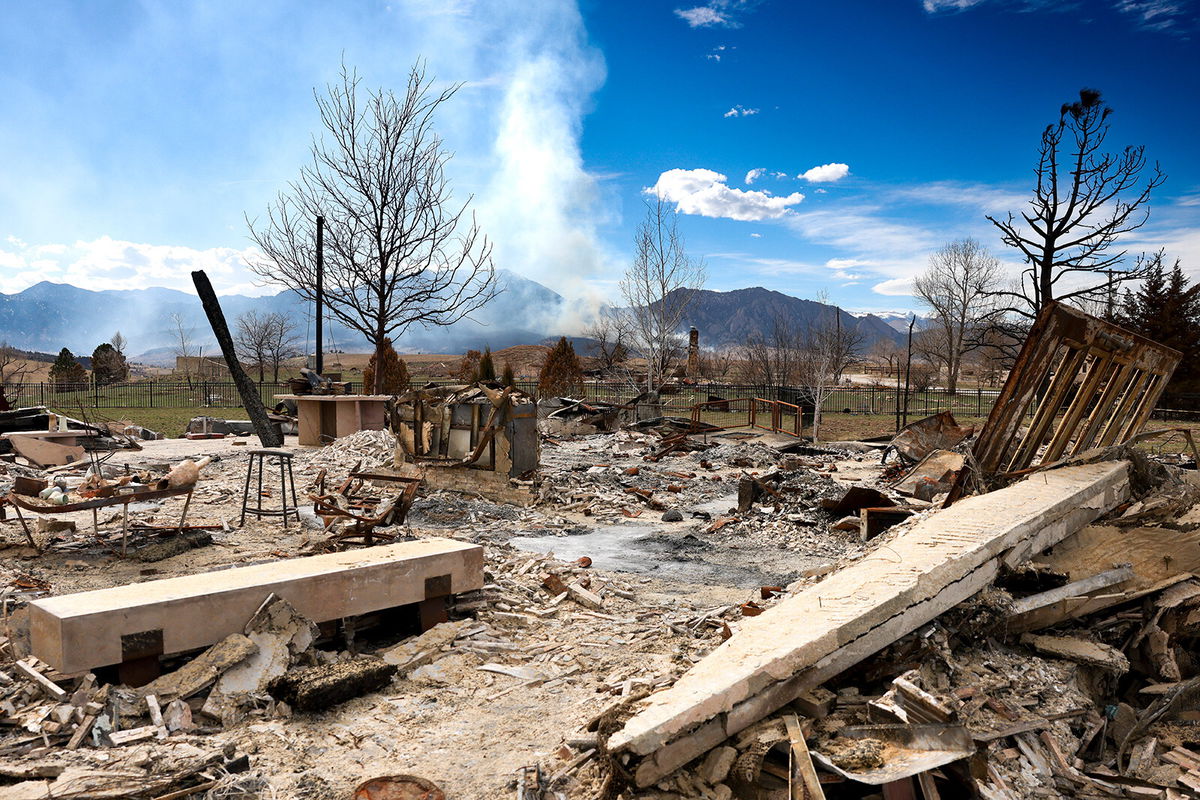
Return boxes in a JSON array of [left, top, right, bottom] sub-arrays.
[[686, 327, 699, 377]]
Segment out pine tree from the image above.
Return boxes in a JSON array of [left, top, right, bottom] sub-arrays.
[[362, 338, 410, 394], [478, 346, 496, 381], [1116, 255, 1200, 392], [501, 360, 516, 387], [538, 337, 583, 398], [49, 348, 87, 391], [91, 342, 129, 386]]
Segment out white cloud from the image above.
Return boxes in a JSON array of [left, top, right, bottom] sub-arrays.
[[872, 277, 917, 296], [744, 167, 765, 184], [675, 6, 730, 26], [708, 253, 823, 276], [889, 181, 1027, 213], [648, 169, 805, 222], [749, 232, 762, 238], [772, 171, 788, 179], [800, 163, 850, 183], [676, 2, 756, 27], [922, 0, 986, 11], [0, 236, 267, 296], [723, 105, 759, 118]]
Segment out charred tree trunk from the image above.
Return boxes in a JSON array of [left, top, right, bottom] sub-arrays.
[[191, 270, 283, 448]]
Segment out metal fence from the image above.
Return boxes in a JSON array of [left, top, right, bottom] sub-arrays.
[[558, 382, 1001, 420], [0, 378, 1075, 424], [0, 379, 1003, 416]]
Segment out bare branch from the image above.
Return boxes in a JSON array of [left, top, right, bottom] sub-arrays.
[[246, 61, 497, 393]]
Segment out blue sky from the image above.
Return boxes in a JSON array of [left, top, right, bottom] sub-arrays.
[[0, 0, 1197, 320]]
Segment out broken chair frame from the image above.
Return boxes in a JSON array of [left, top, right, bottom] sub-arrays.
[[310, 462, 421, 549]]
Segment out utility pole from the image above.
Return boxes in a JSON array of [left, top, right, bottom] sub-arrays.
[[902, 316, 915, 427], [315, 215, 324, 375], [1101, 267, 1120, 320]]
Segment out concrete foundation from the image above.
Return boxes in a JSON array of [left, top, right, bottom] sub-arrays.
[[30, 537, 483, 674]]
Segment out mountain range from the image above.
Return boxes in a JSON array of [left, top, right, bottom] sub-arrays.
[[669, 287, 905, 350], [0, 276, 910, 363]]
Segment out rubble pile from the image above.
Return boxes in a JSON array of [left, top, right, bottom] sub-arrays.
[[302, 428, 395, 474]]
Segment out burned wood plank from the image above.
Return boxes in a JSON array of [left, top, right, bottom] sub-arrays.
[[266, 656, 396, 711], [966, 302, 1180, 488]]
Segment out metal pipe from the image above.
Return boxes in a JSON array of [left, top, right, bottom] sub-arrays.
[[315, 215, 325, 375]]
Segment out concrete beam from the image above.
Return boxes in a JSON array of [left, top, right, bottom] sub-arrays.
[[608, 461, 1130, 785], [30, 537, 483, 674]]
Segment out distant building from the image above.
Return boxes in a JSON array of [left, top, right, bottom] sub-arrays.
[[174, 356, 231, 379]]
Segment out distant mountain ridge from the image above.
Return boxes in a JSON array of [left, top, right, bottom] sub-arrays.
[[0, 270, 564, 360], [0, 279, 903, 361], [665, 287, 904, 350], [862, 310, 937, 334]]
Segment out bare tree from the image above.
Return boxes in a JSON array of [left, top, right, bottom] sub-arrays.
[[234, 311, 299, 383], [620, 198, 706, 392], [234, 311, 271, 382], [111, 331, 127, 358], [170, 313, 197, 387], [584, 311, 632, 371], [0, 342, 30, 409], [264, 314, 300, 382], [247, 63, 497, 394], [795, 293, 862, 442], [794, 302, 840, 443], [869, 338, 904, 384], [914, 238, 1001, 394], [740, 313, 803, 389], [987, 88, 1165, 331], [697, 347, 735, 381]]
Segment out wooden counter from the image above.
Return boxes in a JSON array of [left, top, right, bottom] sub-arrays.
[[276, 394, 391, 446]]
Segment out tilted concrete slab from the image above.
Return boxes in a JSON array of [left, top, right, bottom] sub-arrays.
[[30, 537, 482, 674], [608, 461, 1130, 785]]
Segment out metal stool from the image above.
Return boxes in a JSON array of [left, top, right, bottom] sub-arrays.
[[240, 449, 298, 528]]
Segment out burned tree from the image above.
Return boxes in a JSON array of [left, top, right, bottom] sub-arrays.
[[740, 313, 803, 389], [538, 337, 584, 398], [987, 89, 1165, 331], [362, 338, 410, 395], [620, 198, 706, 392], [248, 63, 496, 394], [795, 294, 863, 442]]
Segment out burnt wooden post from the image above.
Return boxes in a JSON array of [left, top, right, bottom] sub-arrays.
[[191, 270, 283, 448]]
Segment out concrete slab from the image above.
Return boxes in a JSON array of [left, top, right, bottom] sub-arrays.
[[30, 537, 483, 674], [607, 461, 1130, 783]]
